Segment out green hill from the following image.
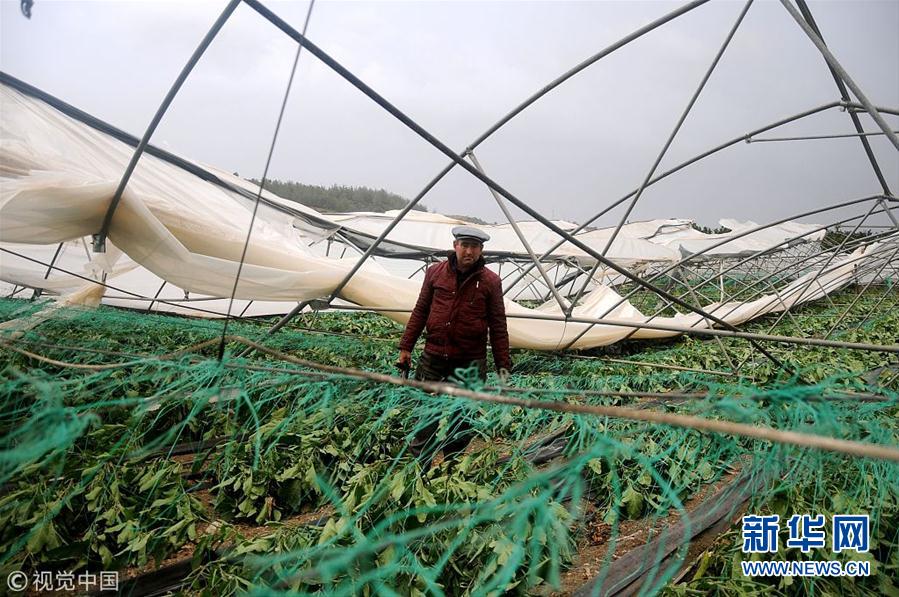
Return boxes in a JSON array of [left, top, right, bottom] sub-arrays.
[[251, 178, 428, 214]]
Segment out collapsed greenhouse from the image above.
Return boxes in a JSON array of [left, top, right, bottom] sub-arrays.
[[1, 0, 898, 595]]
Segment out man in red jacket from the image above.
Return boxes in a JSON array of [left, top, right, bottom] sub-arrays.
[[397, 226, 512, 459]]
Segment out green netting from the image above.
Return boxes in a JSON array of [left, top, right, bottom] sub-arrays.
[[1, 288, 898, 596]]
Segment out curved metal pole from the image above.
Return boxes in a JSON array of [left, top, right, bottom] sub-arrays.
[[748, 130, 899, 143], [848, 105, 899, 117], [639, 198, 889, 298], [218, 0, 316, 360], [506, 100, 896, 297], [824, 244, 899, 338], [570, 0, 754, 315], [502, 101, 844, 293], [724, 206, 885, 307], [721, 200, 882, 333], [727, 238, 899, 374], [468, 150, 569, 312], [342, 0, 709, 292], [728, 239, 899, 373], [684, 229, 892, 330], [706, 212, 895, 303], [288, 300, 898, 354], [675, 268, 738, 370], [511, 99, 897, 303], [558, 194, 883, 349], [781, 0, 899, 151], [514, 311, 899, 353], [854, 264, 899, 329], [255, 0, 711, 338], [0, 248, 229, 318], [701, 215, 897, 309], [93, 0, 241, 253], [794, 0, 893, 195], [571, 206, 892, 349], [670, 200, 893, 293], [43, 243, 64, 279], [696, 227, 897, 335], [245, 0, 790, 371], [146, 280, 167, 314], [463, 0, 711, 153], [630, 207, 897, 341]]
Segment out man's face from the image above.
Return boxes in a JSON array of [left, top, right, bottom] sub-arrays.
[[453, 239, 483, 270]]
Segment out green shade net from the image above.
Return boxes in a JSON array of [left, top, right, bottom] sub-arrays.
[[0, 288, 897, 596]]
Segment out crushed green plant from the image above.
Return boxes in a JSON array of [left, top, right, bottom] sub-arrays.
[[1, 285, 897, 595]]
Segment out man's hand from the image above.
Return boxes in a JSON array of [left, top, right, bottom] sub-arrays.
[[397, 350, 412, 371]]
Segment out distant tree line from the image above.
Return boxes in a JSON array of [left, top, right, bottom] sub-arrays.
[[446, 214, 494, 225], [250, 178, 429, 214], [691, 223, 733, 235], [688, 223, 879, 250], [821, 228, 875, 250]]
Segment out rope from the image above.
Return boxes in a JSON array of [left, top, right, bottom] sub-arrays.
[[0, 337, 222, 370], [230, 335, 899, 462], [3, 334, 892, 404]]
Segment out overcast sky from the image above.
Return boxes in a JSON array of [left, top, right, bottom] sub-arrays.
[[2, 0, 897, 229]]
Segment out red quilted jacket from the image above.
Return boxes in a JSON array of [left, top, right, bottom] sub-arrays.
[[399, 254, 511, 371]]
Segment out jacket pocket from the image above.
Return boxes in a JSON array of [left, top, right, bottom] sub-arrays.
[[426, 282, 454, 342]]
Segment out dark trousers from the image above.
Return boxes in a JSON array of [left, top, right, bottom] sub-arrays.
[[409, 352, 486, 461]]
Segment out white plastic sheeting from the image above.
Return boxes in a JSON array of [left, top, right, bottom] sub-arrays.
[[0, 80, 882, 350], [321, 212, 826, 265], [325, 212, 683, 266], [649, 218, 826, 258]]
